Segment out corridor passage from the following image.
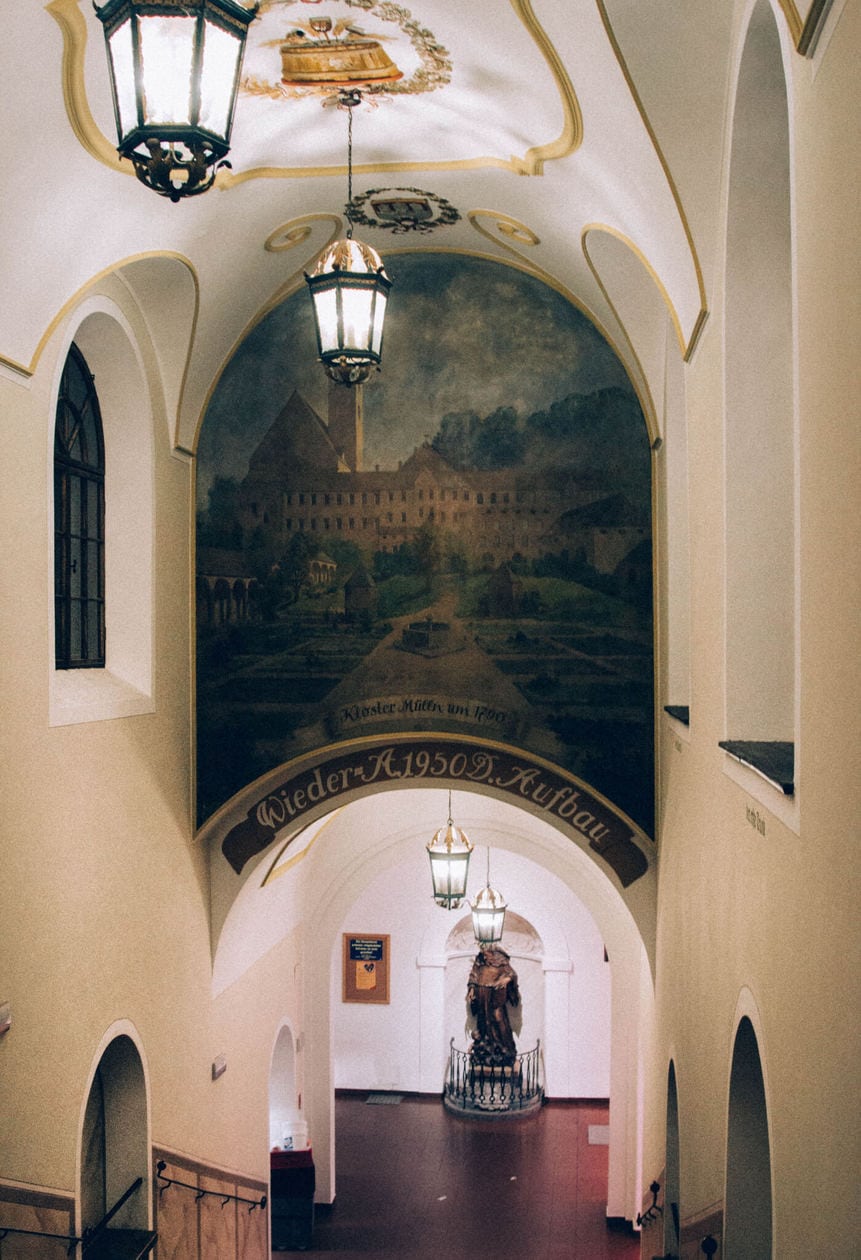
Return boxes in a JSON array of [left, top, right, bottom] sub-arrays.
[[281, 1095, 639, 1259]]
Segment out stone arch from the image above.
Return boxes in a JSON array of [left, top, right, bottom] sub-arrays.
[[78, 1022, 151, 1239], [724, 0, 797, 765], [48, 290, 156, 725], [204, 734, 656, 963], [211, 786, 654, 1221], [725, 1015, 773, 1257], [269, 1022, 306, 1151], [664, 1059, 682, 1255]]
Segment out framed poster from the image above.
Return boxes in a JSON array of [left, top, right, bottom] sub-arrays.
[[343, 934, 390, 1004]]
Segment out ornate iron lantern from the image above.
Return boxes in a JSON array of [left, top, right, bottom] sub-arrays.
[[306, 92, 392, 386], [94, 0, 258, 201], [471, 848, 508, 945], [426, 792, 473, 910]]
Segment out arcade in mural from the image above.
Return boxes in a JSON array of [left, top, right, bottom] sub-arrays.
[[196, 253, 654, 836]]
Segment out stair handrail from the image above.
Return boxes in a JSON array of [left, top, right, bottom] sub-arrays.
[[81, 1176, 144, 1246]]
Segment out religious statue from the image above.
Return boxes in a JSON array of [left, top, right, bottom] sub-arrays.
[[467, 946, 520, 1068]]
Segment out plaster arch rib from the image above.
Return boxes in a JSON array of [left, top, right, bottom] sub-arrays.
[[592, 0, 709, 361], [0, 253, 198, 458], [261, 789, 653, 1216], [204, 733, 657, 972]]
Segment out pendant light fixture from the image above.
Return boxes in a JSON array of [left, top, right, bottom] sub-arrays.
[[426, 791, 473, 910], [471, 847, 508, 946], [305, 91, 392, 386], [94, 0, 258, 202]]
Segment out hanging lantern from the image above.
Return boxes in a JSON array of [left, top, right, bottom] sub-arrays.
[[94, 0, 258, 201], [471, 848, 507, 945], [306, 91, 392, 386], [426, 793, 473, 910]]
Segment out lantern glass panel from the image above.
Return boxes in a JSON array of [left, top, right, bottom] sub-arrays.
[[428, 850, 470, 906], [472, 904, 505, 944], [107, 18, 137, 140], [341, 286, 375, 354], [371, 293, 387, 356], [199, 22, 242, 138], [313, 287, 340, 355], [138, 14, 196, 127]]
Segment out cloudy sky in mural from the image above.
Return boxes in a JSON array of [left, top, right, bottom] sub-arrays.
[[197, 252, 632, 500]]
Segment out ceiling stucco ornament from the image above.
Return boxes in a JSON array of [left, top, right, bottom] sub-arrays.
[[347, 186, 460, 233], [242, 0, 451, 102]]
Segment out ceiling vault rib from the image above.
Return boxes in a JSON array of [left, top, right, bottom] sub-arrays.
[[594, 0, 708, 357], [579, 225, 659, 443]]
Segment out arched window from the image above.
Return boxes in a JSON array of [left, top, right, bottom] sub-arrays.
[[723, 0, 795, 793], [54, 343, 105, 669]]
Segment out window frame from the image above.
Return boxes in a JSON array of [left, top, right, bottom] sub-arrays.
[[53, 342, 106, 670]]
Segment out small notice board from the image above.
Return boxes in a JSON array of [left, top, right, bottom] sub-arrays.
[[342, 933, 390, 1004]]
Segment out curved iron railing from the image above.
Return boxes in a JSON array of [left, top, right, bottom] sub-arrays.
[[444, 1039, 543, 1114]]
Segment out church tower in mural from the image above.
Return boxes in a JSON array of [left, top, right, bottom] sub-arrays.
[[327, 379, 364, 472]]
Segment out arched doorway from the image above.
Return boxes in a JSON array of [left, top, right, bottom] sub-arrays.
[[724, 1016, 772, 1258], [281, 788, 652, 1220], [80, 1031, 152, 1246], [664, 1060, 681, 1256], [269, 1024, 306, 1151]]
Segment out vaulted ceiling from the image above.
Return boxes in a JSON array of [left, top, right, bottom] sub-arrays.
[[4, 2, 805, 450]]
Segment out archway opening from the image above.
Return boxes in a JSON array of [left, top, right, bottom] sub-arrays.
[[211, 783, 654, 1225], [269, 1025, 305, 1151], [80, 1034, 149, 1237], [664, 1059, 681, 1256], [725, 0, 795, 746], [724, 1016, 772, 1258]]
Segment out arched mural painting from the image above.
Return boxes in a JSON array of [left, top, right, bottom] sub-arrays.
[[196, 253, 654, 862]]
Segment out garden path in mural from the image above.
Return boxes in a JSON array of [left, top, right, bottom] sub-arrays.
[[196, 253, 654, 836]]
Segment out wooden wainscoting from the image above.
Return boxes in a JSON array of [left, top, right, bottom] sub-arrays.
[[152, 1149, 267, 1260], [0, 1182, 77, 1257]]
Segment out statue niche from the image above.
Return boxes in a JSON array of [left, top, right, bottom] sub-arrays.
[[467, 946, 520, 1068]]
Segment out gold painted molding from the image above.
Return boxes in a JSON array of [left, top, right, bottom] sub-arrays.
[[46, 0, 129, 176], [0, 251, 199, 428], [261, 807, 344, 885], [778, 0, 835, 53], [777, 0, 804, 43], [508, 0, 583, 174], [580, 224, 663, 431], [583, 223, 686, 355], [49, 0, 581, 187], [595, 0, 707, 360], [467, 212, 658, 443]]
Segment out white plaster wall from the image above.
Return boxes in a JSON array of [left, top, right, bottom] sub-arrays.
[[331, 841, 612, 1098], [0, 277, 302, 1198], [642, 4, 861, 1253]]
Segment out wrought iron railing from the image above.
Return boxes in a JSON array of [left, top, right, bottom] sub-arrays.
[[0, 1176, 148, 1257], [444, 1039, 544, 1114]]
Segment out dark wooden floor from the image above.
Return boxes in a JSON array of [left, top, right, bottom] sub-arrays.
[[277, 1095, 639, 1258]]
